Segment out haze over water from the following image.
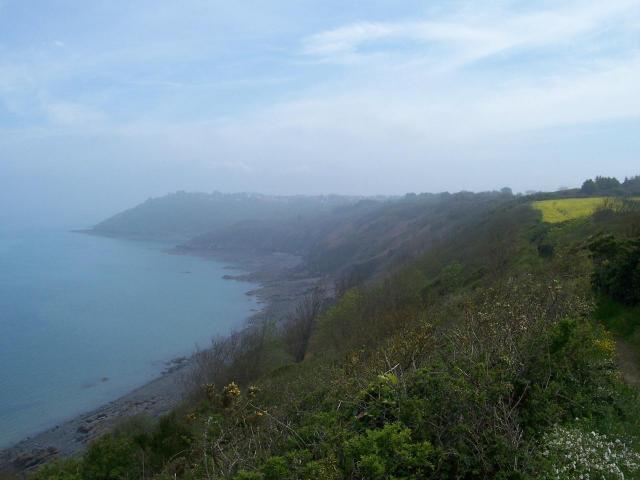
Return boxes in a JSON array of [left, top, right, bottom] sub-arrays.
[[0, 228, 257, 448]]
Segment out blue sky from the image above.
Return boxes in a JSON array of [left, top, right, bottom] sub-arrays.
[[1, 0, 639, 226]]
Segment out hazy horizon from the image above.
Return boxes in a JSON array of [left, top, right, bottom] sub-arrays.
[[1, 0, 639, 228]]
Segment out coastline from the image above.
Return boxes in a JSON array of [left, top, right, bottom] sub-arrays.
[[0, 246, 316, 474], [0, 358, 190, 472]]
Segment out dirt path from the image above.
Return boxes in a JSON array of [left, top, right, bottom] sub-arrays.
[[615, 338, 640, 388]]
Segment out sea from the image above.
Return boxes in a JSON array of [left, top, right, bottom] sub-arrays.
[[0, 228, 257, 448]]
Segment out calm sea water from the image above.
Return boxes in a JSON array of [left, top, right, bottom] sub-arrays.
[[0, 228, 257, 448]]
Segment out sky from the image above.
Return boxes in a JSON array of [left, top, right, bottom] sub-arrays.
[[1, 0, 639, 227]]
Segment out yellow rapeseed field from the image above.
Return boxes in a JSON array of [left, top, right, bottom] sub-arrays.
[[532, 197, 610, 223]]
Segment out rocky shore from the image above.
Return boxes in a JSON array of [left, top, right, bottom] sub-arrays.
[[0, 248, 319, 475], [0, 360, 188, 473]]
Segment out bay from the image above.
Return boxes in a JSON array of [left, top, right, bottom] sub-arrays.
[[0, 228, 256, 448]]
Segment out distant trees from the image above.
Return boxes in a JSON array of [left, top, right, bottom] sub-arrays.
[[595, 176, 621, 191], [581, 179, 597, 195], [580, 176, 628, 195], [623, 175, 640, 194], [579, 174, 640, 197]]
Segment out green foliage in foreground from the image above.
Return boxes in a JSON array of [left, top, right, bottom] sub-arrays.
[[31, 201, 640, 480], [34, 283, 640, 479]]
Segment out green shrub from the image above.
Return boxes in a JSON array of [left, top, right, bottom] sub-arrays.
[[145, 413, 192, 469], [342, 423, 435, 479], [260, 456, 289, 480], [589, 235, 640, 306], [521, 318, 618, 432], [232, 471, 263, 480], [30, 459, 82, 480], [350, 373, 400, 431], [404, 359, 520, 476], [299, 456, 341, 480], [81, 434, 141, 480]]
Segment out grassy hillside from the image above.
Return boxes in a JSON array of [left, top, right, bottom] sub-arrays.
[[27, 187, 640, 480], [184, 191, 515, 281]]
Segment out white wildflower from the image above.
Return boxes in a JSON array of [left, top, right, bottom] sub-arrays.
[[538, 425, 640, 479]]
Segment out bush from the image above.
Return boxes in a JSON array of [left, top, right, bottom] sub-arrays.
[[298, 456, 341, 480], [30, 459, 82, 480], [260, 457, 289, 480], [81, 434, 141, 480], [143, 413, 192, 472], [589, 235, 640, 306], [520, 318, 618, 433], [342, 423, 435, 479], [233, 471, 263, 480], [349, 373, 400, 431]]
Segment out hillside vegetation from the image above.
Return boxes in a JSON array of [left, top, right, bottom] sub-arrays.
[[91, 192, 367, 241], [30, 178, 640, 480], [183, 190, 514, 279]]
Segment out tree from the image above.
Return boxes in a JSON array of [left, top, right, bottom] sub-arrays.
[[581, 179, 597, 195], [594, 176, 621, 192], [623, 175, 640, 194]]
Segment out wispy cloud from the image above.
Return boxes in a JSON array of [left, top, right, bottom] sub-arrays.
[[302, 0, 640, 67], [281, 0, 640, 143]]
